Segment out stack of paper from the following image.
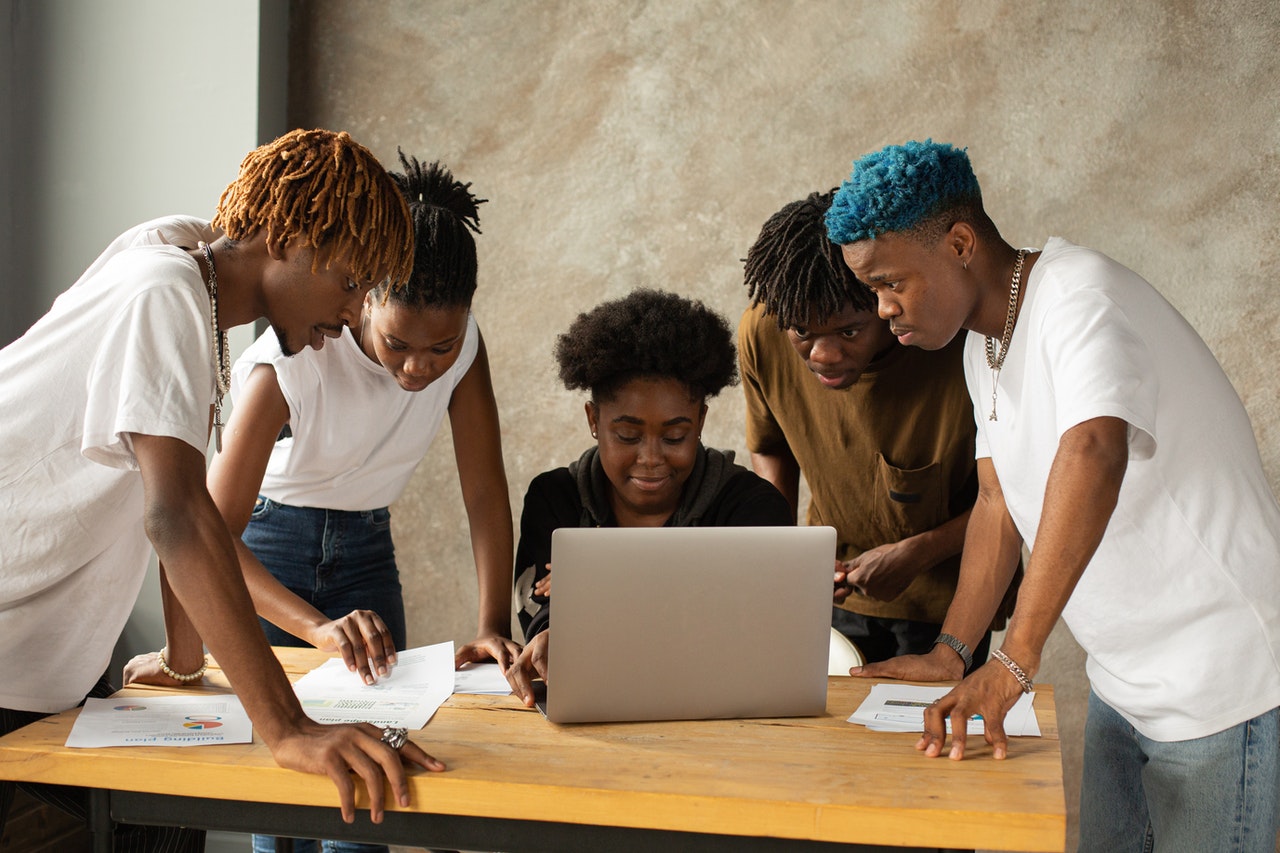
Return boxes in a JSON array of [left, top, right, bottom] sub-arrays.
[[847, 683, 1040, 737], [291, 641, 455, 729]]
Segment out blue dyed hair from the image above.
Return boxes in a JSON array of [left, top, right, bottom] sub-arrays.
[[826, 140, 982, 245]]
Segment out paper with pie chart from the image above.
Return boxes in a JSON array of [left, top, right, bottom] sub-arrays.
[[66, 695, 252, 748]]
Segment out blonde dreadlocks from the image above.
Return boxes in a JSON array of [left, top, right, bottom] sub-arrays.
[[213, 128, 413, 289]]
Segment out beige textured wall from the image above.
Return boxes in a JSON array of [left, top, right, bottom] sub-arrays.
[[290, 2, 1280, 849]]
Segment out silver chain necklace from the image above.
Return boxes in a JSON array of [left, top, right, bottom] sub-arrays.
[[983, 248, 1028, 422], [198, 241, 231, 451]]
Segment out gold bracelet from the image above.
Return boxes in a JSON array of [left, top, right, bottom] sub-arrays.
[[158, 647, 208, 683], [991, 648, 1033, 694]]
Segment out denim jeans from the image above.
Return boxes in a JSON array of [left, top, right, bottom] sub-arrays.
[[243, 498, 402, 853], [242, 497, 406, 650], [250, 837, 388, 853], [1078, 689, 1280, 853]]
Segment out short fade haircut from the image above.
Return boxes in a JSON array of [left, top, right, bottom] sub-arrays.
[[555, 288, 738, 404], [826, 139, 986, 247], [214, 128, 414, 289], [744, 189, 876, 330]]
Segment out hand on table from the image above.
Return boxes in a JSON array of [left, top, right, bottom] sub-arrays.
[[504, 632, 549, 707], [455, 633, 522, 672], [122, 651, 203, 688], [848, 645, 964, 682], [306, 610, 397, 685], [269, 719, 445, 824], [916, 661, 1026, 761]]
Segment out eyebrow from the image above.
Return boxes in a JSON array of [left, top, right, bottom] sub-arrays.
[[611, 415, 694, 427], [386, 333, 462, 348]]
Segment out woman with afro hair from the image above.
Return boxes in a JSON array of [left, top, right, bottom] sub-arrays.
[[505, 288, 792, 704]]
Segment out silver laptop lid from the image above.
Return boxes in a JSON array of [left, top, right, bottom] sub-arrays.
[[543, 525, 835, 723]]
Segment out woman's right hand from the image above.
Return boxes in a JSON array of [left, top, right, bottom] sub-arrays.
[[505, 632, 550, 707], [307, 610, 398, 685]]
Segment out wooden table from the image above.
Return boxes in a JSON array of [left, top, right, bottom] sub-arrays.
[[0, 648, 1065, 852]]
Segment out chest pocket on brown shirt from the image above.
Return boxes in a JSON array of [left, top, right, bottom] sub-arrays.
[[873, 453, 947, 542]]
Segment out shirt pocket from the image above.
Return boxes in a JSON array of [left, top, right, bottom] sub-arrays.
[[872, 453, 947, 542]]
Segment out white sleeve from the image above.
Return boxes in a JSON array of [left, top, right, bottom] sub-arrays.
[[81, 283, 212, 468], [1037, 289, 1158, 460]]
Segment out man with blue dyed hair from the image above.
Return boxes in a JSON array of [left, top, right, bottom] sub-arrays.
[[829, 139, 1280, 852]]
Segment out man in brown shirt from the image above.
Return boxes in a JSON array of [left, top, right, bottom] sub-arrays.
[[739, 190, 1012, 666]]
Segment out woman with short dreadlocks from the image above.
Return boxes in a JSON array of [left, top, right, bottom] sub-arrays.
[[205, 145, 507, 853], [0, 129, 443, 847]]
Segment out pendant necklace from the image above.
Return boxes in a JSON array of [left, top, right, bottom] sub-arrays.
[[983, 248, 1028, 422], [198, 241, 231, 451]]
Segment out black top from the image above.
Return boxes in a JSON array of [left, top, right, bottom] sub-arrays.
[[515, 445, 793, 639]]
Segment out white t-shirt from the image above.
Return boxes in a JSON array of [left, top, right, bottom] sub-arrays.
[[231, 312, 479, 511], [966, 237, 1280, 741], [0, 215, 217, 713]]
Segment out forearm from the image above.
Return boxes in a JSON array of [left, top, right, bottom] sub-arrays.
[[236, 540, 331, 646], [940, 498, 1023, 652], [466, 496, 515, 638], [450, 342, 516, 639], [999, 418, 1128, 676], [749, 448, 801, 521], [157, 564, 207, 674], [138, 435, 304, 744], [150, 502, 303, 741], [895, 508, 972, 579]]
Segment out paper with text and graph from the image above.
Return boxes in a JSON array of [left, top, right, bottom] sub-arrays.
[[848, 683, 1040, 736]]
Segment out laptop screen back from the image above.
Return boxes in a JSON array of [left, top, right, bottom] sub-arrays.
[[543, 525, 836, 723]]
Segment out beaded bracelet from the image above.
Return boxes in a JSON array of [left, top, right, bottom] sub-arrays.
[[158, 647, 208, 683], [991, 648, 1033, 694], [933, 632, 973, 672]]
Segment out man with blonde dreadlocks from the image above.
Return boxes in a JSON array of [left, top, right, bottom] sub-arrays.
[[739, 190, 1013, 669], [0, 128, 444, 848]]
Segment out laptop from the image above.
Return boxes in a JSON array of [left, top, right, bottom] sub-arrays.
[[536, 525, 836, 723]]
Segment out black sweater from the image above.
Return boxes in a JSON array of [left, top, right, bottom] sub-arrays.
[[515, 445, 793, 638]]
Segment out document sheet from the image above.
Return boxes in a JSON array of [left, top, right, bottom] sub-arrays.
[[292, 641, 455, 729], [847, 683, 1040, 736], [67, 695, 253, 748]]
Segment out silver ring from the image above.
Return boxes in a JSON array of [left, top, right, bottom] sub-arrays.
[[380, 726, 409, 750]]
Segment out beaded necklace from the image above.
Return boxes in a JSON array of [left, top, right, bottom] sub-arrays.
[[198, 241, 231, 451]]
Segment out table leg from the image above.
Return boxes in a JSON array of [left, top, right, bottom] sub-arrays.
[[87, 789, 113, 853]]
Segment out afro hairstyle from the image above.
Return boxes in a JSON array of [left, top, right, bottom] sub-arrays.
[[555, 288, 738, 403]]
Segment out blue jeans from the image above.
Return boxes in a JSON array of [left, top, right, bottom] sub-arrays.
[[242, 497, 406, 650], [1079, 690, 1280, 852], [243, 498, 401, 853], [250, 838, 386, 853]]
